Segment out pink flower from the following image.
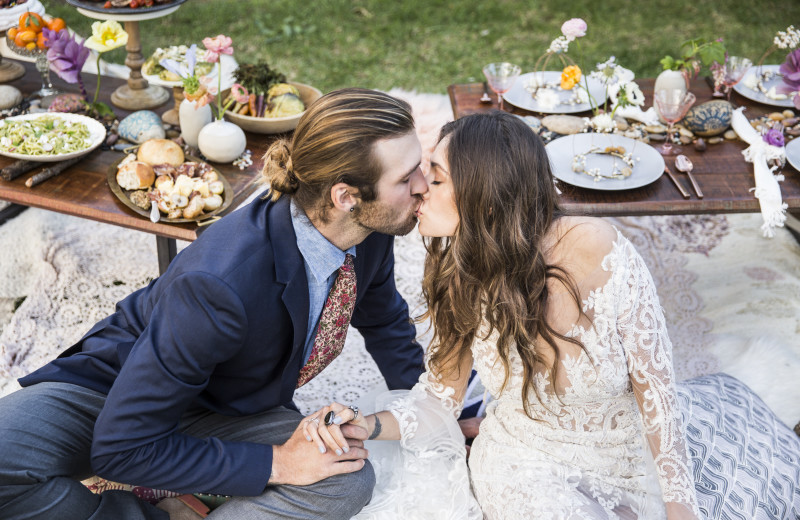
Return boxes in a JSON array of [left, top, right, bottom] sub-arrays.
[[560, 18, 587, 41], [202, 34, 233, 63], [194, 91, 215, 108], [231, 83, 249, 104]]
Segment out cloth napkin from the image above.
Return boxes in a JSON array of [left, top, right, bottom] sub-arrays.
[[730, 108, 788, 237]]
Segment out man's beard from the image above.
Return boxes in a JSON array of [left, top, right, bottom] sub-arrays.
[[354, 197, 421, 236]]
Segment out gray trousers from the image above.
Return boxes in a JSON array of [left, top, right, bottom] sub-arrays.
[[0, 382, 374, 520]]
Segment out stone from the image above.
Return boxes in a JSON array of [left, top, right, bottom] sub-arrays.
[[768, 112, 785, 121], [648, 133, 666, 142], [787, 127, 800, 137], [782, 109, 795, 119], [682, 100, 733, 137], [644, 124, 667, 134], [516, 115, 542, 131], [118, 110, 165, 144], [165, 129, 181, 139], [613, 116, 629, 131], [47, 93, 85, 114], [694, 138, 707, 151], [541, 115, 587, 135], [708, 137, 724, 144], [678, 127, 694, 138], [724, 130, 738, 140], [782, 117, 798, 127], [679, 135, 692, 145], [0, 85, 22, 110]]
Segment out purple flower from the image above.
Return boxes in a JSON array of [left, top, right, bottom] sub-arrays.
[[44, 28, 90, 85], [763, 128, 785, 148], [778, 49, 800, 95]]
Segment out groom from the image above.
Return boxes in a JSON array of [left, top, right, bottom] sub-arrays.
[[0, 88, 427, 519]]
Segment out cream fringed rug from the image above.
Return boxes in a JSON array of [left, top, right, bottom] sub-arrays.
[[1, 91, 799, 429]]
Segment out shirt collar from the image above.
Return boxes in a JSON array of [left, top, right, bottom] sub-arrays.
[[290, 199, 357, 283]]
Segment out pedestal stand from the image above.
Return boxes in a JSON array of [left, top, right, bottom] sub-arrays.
[[0, 56, 24, 83], [74, 5, 184, 111]]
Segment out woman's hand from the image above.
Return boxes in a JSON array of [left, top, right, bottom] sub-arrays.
[[302, 402, 369, 456]]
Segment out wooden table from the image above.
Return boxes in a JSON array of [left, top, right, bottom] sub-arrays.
[[448, 78, 800, 216], [0, 61, 274, 274]]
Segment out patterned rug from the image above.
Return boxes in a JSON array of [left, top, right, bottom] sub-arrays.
[[1, 91, 799, 430]]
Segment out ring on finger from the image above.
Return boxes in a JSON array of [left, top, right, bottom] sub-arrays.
[[348, 405, 359, 421], [324, 411, 336, 426]]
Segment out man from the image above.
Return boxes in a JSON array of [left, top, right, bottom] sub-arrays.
[[0, 88, 427, 519]]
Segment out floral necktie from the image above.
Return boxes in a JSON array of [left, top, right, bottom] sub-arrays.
[[296, 254, 356, 388]]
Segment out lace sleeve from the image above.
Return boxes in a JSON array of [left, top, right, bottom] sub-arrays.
[[354, 351, 482, 519], [614, 239, 701, 519]]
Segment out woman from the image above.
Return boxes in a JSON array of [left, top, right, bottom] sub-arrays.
[[306, 112, 800, 519]]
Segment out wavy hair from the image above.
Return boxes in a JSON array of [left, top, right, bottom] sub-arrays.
[[421, 111, 588, 416], [261, 87, 414, 221]]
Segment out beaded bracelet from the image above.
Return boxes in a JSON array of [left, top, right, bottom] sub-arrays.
[[571, 145, 637, 181]]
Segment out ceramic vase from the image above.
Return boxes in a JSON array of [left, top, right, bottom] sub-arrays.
[[654, 69, 689, 96], [179, 98, 213, 148], [197, 119, 246, 163]]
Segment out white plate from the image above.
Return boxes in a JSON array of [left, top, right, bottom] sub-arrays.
[[787, 138, 800, 172], [503, 71, 606, 114], [733, 65, 796, 108], [142, 54, 236, 91], [0, 113, 106, 162], [545, 133, 665, 191]]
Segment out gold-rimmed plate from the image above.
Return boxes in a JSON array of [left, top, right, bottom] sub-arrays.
[[107, 155, 233, 224]]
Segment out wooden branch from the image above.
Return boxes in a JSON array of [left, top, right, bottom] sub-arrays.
[[25, 156, 84, 188], [0, 160, 39, 181]]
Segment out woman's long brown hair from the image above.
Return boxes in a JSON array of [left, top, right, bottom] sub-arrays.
[[421, 111, 587, 417]]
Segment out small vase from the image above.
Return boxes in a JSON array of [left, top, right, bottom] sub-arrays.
[[179, 97, 213, 148], [654, 69, 689, 96], [197, 119, 247, 163]]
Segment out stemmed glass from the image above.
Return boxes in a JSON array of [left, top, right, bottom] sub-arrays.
[[33, 53, 60, 99], [654, 89, 696, 156], [482, 62, 521, 111], [721, 56, 753, 103]]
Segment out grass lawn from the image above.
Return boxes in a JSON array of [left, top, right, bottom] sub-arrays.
[[42, 0, 800, 94]]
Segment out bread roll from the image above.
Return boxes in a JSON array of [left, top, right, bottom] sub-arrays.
[[137, 139, 185, 167], [203, 194, 223, 211], [117, 161, 155, 190]]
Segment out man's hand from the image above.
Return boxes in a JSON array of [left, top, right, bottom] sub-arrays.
[[458, 417, 483, 439], [269, 419, 369, 486]]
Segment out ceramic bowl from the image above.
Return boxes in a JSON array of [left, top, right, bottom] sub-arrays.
[[224, 82, 322, 134]]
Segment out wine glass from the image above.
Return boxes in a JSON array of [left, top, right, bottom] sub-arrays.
[[482, 62, 521, 111], [33, 52, 60, 100], [721, 56, 752, 103], [654, 89, 696, 156]]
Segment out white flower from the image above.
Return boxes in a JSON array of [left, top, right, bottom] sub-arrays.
[[561, 18, 587, 41], [608, 81, 644, 108], [742, 73, 758, 89], [535, 88, 561, 110], [576, 87, 590, 104], [590, 57, 635, 86], [774, 25, 800, 50], [547, 35, 570, 54], [591, 113, 616, 132]]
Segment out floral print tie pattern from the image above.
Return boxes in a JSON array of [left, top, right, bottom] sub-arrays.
[[297, 254, 356, 388]]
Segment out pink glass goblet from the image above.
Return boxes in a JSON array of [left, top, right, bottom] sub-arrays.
[[722, 56, 753, 102], [654, 89, 696, 156], [483, 62, 521, 111]]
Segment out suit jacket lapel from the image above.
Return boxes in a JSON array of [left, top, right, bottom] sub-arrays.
[[269, 197, 309, 369]]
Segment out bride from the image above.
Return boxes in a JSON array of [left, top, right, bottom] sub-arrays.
[[305, 111, 800, 519]]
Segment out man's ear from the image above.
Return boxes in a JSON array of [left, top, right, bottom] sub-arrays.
[[330, 182, 361, 213]]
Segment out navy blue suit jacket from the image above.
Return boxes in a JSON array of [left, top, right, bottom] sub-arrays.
[[20, 195, 424, 496]]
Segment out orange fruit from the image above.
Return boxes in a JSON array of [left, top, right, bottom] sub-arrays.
[[25, 42, 36, 51], [19, 12, 44, 33], [14, 30, 37, 48], [7, 27, 18, 40], [46, 18, 66, 33], [36, 32, 46, 50]]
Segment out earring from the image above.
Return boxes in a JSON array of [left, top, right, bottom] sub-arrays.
[[349, 207, 355, 212]]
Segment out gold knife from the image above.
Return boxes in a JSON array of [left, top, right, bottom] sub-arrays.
[[664, 166, 690, 199]]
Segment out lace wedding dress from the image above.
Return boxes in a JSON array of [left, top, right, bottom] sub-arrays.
[[355, 229, 800, 520]]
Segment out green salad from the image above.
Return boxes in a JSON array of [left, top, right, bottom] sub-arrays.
[[0, 115, 93, 156], [142, 45, 214, 82]]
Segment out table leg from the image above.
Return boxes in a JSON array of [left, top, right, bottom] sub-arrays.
[[156, 235, 177, 275], [0, 203, 27, 227]]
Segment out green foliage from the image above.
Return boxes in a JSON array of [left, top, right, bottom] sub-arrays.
[[40, 0, 800, 94], [661, 38, 727, 76], [233, 62, 287, 95]]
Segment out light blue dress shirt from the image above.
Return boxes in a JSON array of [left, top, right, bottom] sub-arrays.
[[290, 200, 357, 363]]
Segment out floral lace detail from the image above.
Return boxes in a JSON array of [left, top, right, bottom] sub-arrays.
[[465, 230, 701, 519]]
